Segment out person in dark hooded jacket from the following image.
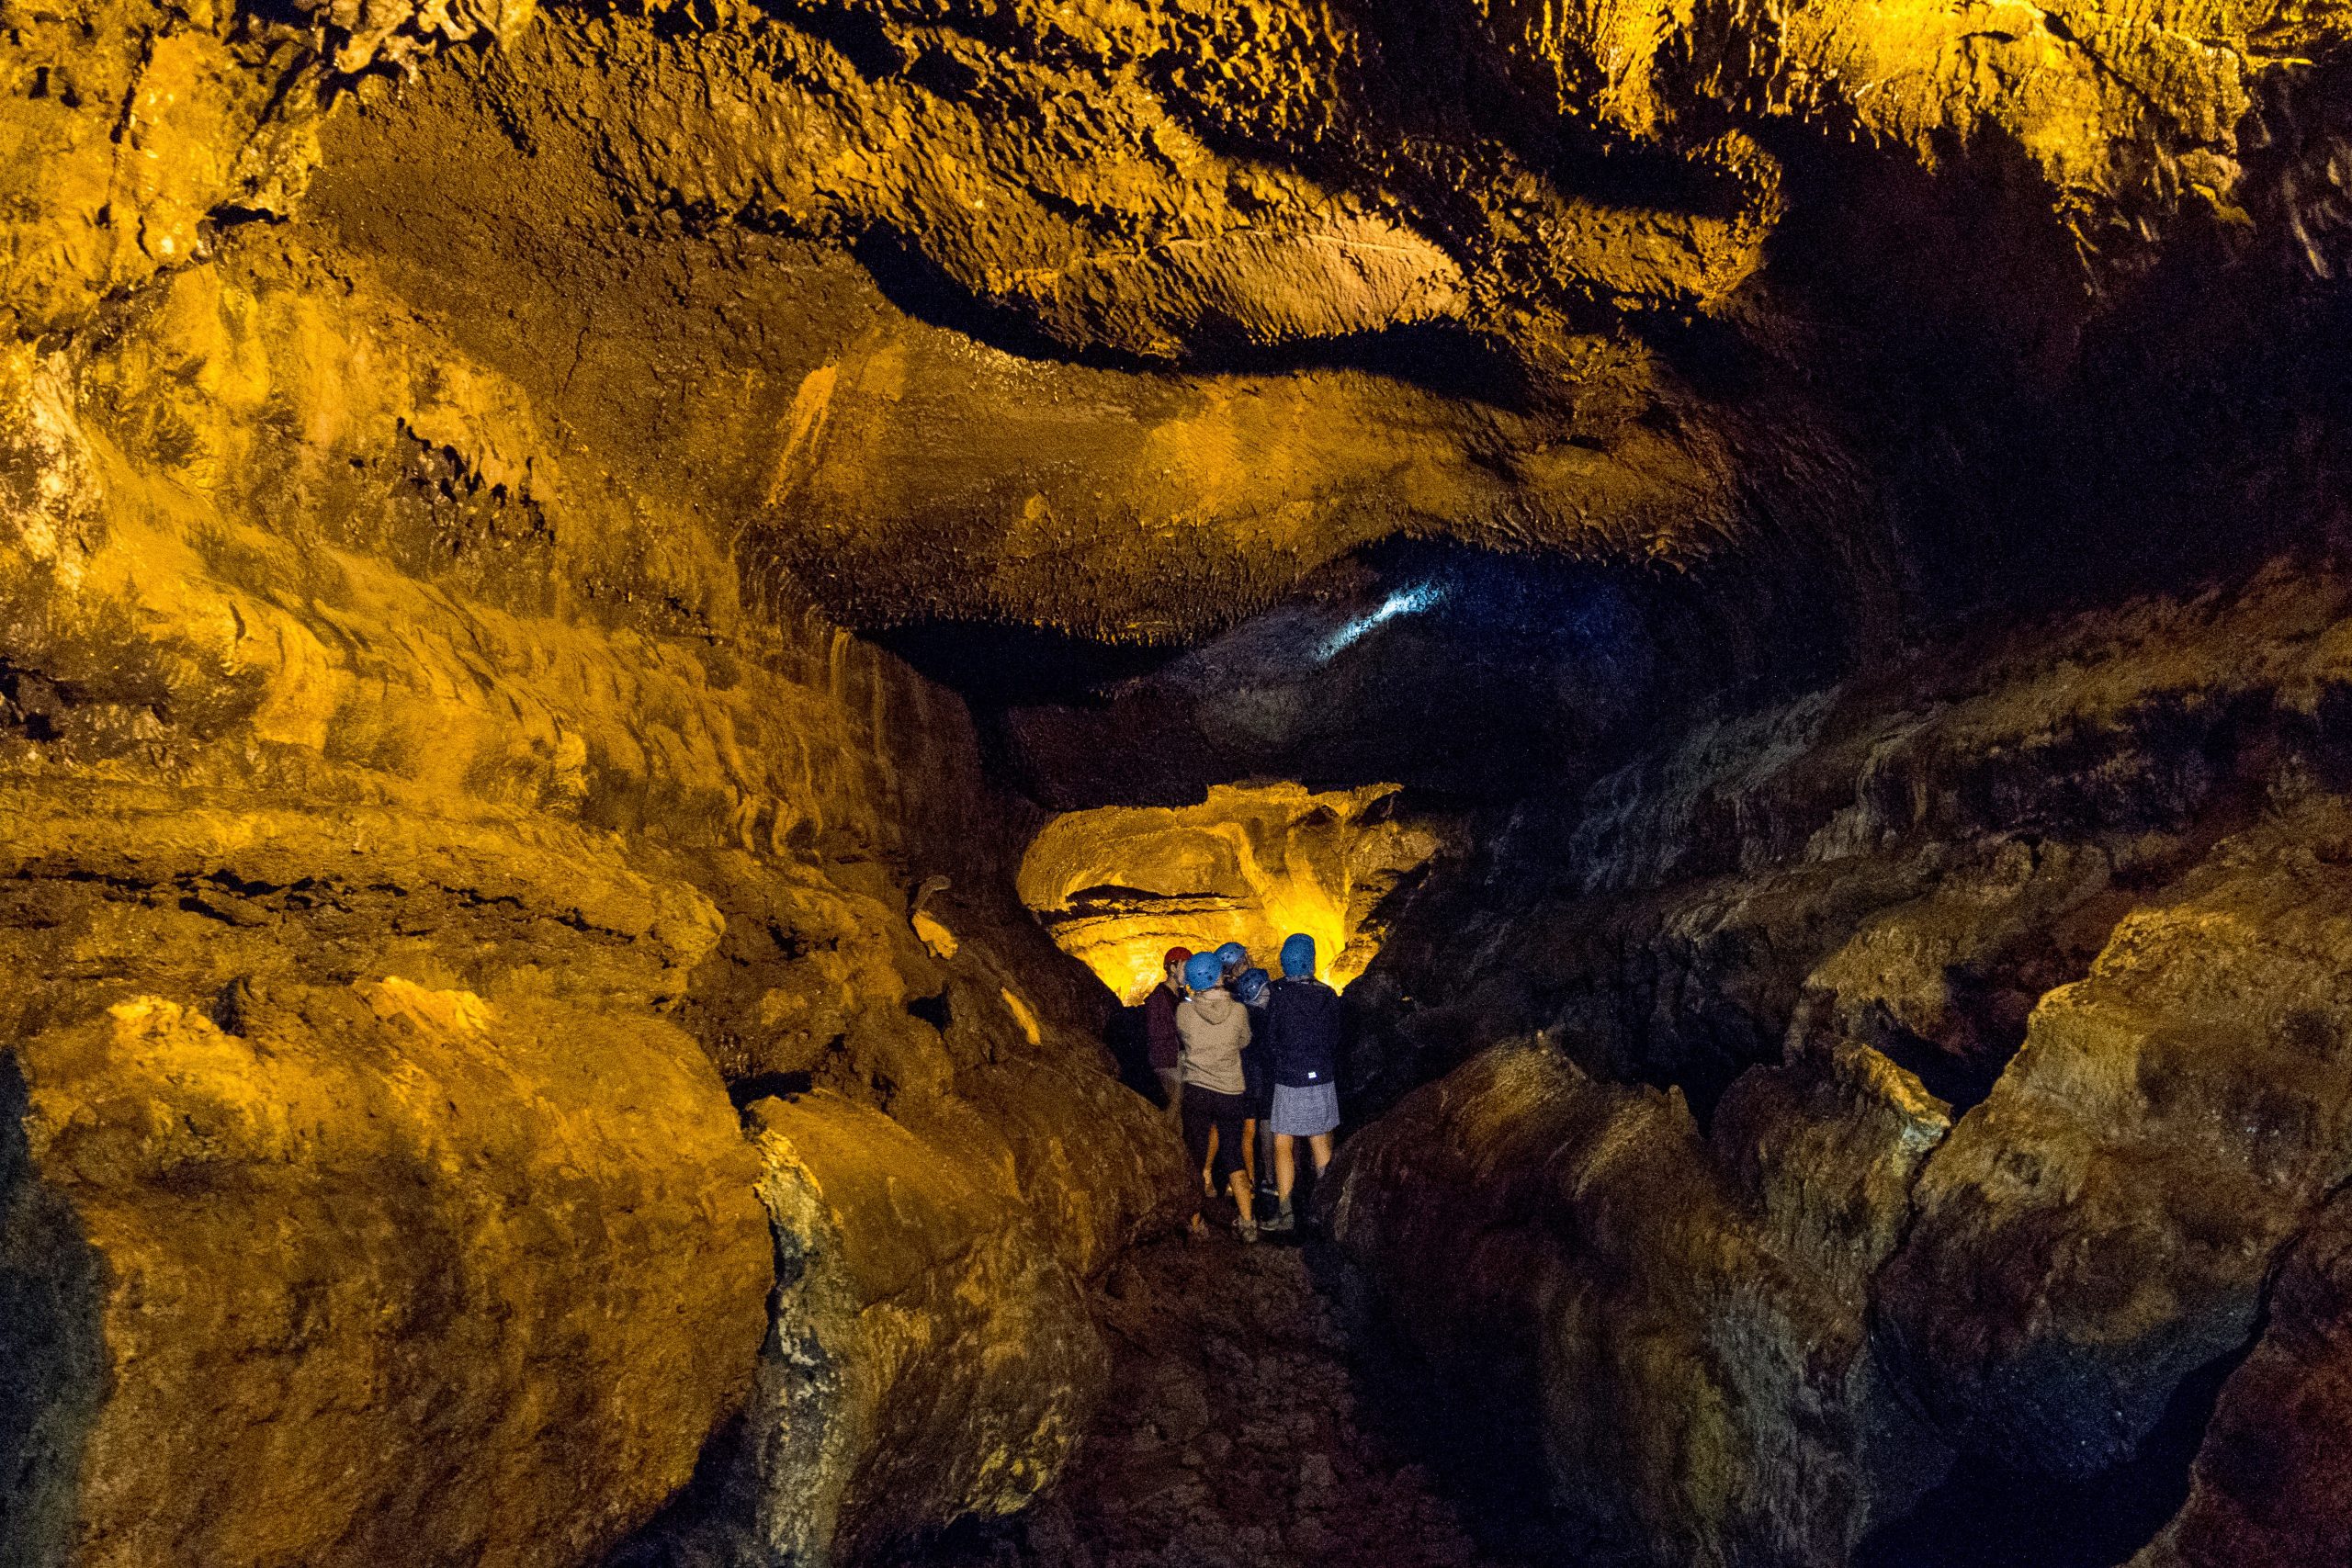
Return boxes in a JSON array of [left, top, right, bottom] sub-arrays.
[[1257, 933, 1346, 1234], [1142, 945, 1191, 1125]]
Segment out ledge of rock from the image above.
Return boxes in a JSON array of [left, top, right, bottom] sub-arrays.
[[1018, 781, 1451, 1000]]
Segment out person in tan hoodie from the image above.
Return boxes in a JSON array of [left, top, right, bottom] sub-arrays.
[[1176, 951, 1261, 1242]]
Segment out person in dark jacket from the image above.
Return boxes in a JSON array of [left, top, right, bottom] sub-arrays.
[[1257, 932, 1346, 1234], [1142, 945, 1192, 1126], [1234, 965, 1275, 1201]]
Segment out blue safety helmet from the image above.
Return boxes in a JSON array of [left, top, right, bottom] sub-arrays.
[[1234, 967, 1270, 1006], [1183, 952, 1225, 991], [1214, 941, 1249, 969], [1280, 933, 1316, 978]]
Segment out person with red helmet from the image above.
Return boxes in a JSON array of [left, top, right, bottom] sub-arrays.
[[1143, 945, 1192, 1126]]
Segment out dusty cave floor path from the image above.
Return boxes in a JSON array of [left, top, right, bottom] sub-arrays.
[[901, 1235, 1551, 1568]]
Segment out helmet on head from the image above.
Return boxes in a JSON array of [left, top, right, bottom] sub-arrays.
[[1235, 967, 1270, 1006], [1183, 953, 1225, 991], [1281, 933, 1317, 978], [1162, 945, 1193, 976], [1214, 942, 1249, 970]]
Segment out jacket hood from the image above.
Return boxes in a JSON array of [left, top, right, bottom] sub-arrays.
[[1190, 988, 1238, 1024]]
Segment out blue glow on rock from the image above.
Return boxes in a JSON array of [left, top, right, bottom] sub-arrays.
[[1317, 582, 1445, 661]]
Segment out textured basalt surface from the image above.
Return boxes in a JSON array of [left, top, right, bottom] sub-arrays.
[[0, 982, 772, 1568], [1018, 781, 1450, 999], [628, 1090, 1125, 1568], [10, 0, 2352, 1563], [1328, 561, 2352, 1567], [15, 0, 2351, 649], [0, 104, 1190, 1563]]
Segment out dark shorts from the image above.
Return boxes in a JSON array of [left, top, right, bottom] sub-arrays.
[[1182, 1083, 1250, 1190], [1240, 1046, 1272, 1119]]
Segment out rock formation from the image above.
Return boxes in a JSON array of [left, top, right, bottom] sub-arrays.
[[1330, 562, 2352, 1566], [683, 1090, 1110, 1566], [0, 72, 1193, 1559], [0, 982, 772, 1568], [9, 0, 2352, 1563], [2132, 1187, 2352, 1568], [1019, 781, 1451, 998]]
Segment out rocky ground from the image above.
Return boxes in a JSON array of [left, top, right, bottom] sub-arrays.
[[891, 1232, 1551, 1568]]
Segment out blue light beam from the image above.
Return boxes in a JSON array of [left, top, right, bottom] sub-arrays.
[[1316, 582, 1445, 663]]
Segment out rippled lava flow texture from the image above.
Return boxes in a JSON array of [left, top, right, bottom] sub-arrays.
[[6, 2, 2352, 1567]]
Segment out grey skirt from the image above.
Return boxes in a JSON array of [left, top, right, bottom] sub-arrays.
[[1270, 1080, 1340, 1136]]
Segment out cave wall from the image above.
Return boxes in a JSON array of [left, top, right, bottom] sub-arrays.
[[11, 0, 2352, 1562], [18, 0, 2351, 660], [1017, 781, 1452, 1000], [0, 193, 1187, 1568], [1330, 559, 2352, 1566]]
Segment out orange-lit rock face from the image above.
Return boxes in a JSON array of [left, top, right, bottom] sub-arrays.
[[13, 0, 2340, 649], [5, 0, 2352, 1563], [0, 981, 773, 1568], [1017, 783, 1451, 1002], [0, 113, 1193, 1567]]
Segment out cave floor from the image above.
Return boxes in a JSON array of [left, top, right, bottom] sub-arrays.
[[896, 1235, 1552, 1568]]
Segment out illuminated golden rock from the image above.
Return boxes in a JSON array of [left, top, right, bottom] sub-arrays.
[[0, 981, 772, 1568], [0, 138, 1189, 1566], [17, 0, 2333, 643], [6, 0, 2350, 1562], [687, 1091, 1107, 1566], [1017, 781, 1452, 1000]]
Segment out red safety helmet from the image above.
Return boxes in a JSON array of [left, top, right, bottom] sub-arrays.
[[1162, 945, 1193, 973]]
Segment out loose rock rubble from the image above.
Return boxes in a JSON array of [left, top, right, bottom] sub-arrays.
[[894, 1236, 1545, 1568]]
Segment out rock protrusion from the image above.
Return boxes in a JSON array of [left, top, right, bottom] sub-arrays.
[[0, 982, 773, 1568], [1879, 809, 2352, 1478], [697, 1091, 1108, 1568], [1329, 1036, 1951, 1568]]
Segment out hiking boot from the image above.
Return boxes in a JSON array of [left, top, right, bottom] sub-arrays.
[[1259, 1207, 1295, 1234], [1236, 1217, 1260, 1245]]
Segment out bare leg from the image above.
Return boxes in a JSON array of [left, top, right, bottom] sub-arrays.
[[1227, 1168, 1256, 1229], [1308, 1131, 1335, 1175], [1202, 1125, 1218, 1197], [1274, 1133, 1298, 1207]]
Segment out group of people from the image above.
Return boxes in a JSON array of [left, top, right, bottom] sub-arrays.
[[1142, 934, 1347, 1242]]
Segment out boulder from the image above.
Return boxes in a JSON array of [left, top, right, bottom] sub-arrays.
[[2132, 1187, 2352, 1568], [707, 1091, 1108, 1567], [0, 980, 773, 1568], [1329, 1036, 1950, 1568], [1878, 817, 2352, 1478]]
